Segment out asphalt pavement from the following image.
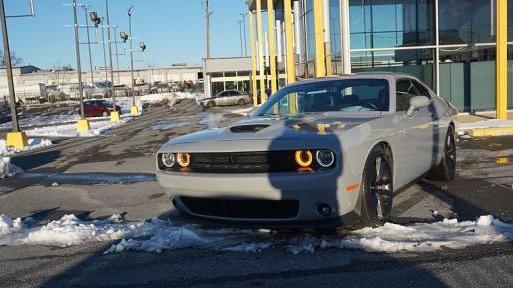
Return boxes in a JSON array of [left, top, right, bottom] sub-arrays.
[[0, 100, 512, 288]]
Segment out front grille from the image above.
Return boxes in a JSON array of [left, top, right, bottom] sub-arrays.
[[180, 197, 299, 219], [158, 150, 336, 173], [158, 151, 296, 173]]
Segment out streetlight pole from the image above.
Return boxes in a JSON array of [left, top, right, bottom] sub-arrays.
[[104, 0, 118, 121], [128, 5, 135, 109], [0, 0, 19, 133], [83, 5, 94, 85], [101, 21, 108, 82], [113, 25, 120, 83]]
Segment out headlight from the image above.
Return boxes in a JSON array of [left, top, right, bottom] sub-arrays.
[[315, 150, 335, 168], [295, 150, 313, 168], [176, 153, 191, 167], [161, 153, 175, 168]]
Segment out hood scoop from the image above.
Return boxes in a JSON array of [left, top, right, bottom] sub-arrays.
[[229, 124, 271, 133]]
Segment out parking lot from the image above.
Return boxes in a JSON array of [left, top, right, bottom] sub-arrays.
[[0, 100, 513, 287]]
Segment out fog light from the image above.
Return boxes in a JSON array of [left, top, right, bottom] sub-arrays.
[[295, 150, 313, 168], [315, 150, 335, 168], [176, 153, 191, 167], [317, 203, 332, 217], [161, 153, 175, 168]]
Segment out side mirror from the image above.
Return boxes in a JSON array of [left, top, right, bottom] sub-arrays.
[[407, 96, 430, 117]]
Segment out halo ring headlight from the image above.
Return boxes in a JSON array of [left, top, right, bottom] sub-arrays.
[[295, 150, 313, 168], [161, 153, 176, 168], [176, 153, 191, 167], [315, 150, 335, 168]]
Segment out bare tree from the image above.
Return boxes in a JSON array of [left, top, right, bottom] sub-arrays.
[[0, 50, 22, 67]]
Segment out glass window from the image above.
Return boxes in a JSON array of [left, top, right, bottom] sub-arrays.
[[255, 79, 390, 116], [439, 0, 494, 45], [349, 0, 434, 49]]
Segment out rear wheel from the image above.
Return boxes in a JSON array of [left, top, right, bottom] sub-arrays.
[[428, 126, 456, 181], [360, 145, 394, 227]]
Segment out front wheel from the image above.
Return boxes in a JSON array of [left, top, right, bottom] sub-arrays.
[[237, 98, 246, 106], [206, 101, 215, 109], [360, 145, 394, 227], [427, 127, 456, 181]]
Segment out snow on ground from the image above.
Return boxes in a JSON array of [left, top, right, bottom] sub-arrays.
[[458, 119, 513, 135], [0, 214, 512, 255], [229, 107, 255, 117], [0, 158, 23, 179], [25, 118, 131, 138], [20, 172, 155, 185], [0, 138, 53, 178]]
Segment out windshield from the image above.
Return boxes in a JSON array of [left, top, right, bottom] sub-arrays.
[[254, 79, 390, 116]]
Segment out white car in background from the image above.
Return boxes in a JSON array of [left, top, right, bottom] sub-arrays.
[[200, 90, 252, 109]]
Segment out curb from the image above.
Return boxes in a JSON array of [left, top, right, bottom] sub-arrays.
[[467, 126, 513, 137]]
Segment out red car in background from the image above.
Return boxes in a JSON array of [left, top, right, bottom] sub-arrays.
[[83, 100, 121, 117]]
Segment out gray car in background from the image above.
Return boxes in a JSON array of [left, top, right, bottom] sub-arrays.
[[157, 73, 458, 228], [200, 90, 252, 109]]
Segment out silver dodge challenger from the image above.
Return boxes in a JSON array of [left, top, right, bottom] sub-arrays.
[[156, 73, 458, 227]]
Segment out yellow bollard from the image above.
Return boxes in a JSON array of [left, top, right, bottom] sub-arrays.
[[76, 119, 91, 133], [130, 105, 139, 116], [6, 131, 28, 148], [110, 111, 121, 122]]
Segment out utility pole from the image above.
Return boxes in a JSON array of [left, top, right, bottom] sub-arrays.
[[203, 0, 211, 98], [205, 0, 210, 58], [104, 0, 118, 121], [240, 12, 247, 57], [0, 0, 19, 133], [83, 5, 94, 85], [72, 0, 90, 133], [237, 19, 243, 57], [101, 22, 108, 82]]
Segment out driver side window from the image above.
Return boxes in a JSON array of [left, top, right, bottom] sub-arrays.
[[396, 79, 415, 112]]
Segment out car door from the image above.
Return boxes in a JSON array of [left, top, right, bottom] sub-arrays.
[[228, 91, 241, 105], [215, 91, 228, 106], [398, 78, 437, 178]]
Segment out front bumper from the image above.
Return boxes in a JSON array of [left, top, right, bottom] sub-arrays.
[[156, 169, 361, 225]]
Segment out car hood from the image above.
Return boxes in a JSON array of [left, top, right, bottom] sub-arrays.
[[159, 113, 380, 153]]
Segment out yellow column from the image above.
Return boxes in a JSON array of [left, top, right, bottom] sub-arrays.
[[267, 0, 277, 94], [313, 0, 326, 77], [249, 11, 258, 106], [256, 0, 267, 103], [284, 0, 295, 84], [496, 0, 508, 120]]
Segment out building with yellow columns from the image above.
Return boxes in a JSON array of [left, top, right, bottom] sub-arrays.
[[247, 0, 510, 118]]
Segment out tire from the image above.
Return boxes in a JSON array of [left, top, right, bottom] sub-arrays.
[[238, 98, 246, 106], [427, 126, 456, 181], [206, 101, 215, 109], [360, 144, 394, 227], [102, 111, 108, 117]]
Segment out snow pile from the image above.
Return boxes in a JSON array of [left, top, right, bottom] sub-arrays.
[[229, 107, 255, 117], [0, 215, 24, 237], [25, 119, 131, 138], [458, 119, 513, 135], [0, 138, 53, 156], [1, 214, 512, 254], [140, 92, 203, 107], [0, 214, 162, 247], [0, 157, 23, 178]]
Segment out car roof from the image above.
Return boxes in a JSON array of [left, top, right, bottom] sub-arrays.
[[286, 72, 421, 88]]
